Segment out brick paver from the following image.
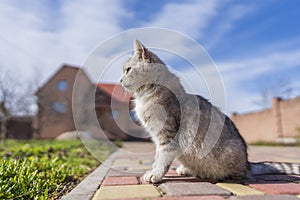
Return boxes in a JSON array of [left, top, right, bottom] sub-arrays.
[[154, 196, 226, 200], [87, 142, 300, 200], [102, 176, 139, 186], [106, 168, 144, 177], [229, 194, 300, 200], [93, 185, 161, 199], [159, 182, 231, 196], [248, 182, 300, 195], [216, 183, 264, 196]]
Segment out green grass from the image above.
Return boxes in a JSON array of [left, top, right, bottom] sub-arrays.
[[0, 139, 112, 199], [250, 141, 300, 147]]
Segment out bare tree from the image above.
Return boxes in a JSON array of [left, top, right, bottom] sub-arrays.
[[253, 76, 294, 108], [0, 71, 36, 143], [34, 93, 49, 138]]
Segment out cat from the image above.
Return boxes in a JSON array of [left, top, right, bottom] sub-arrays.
[[120, 40, 300, 183]]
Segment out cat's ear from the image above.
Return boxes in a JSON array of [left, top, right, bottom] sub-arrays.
[[134, 40, 149, 60]]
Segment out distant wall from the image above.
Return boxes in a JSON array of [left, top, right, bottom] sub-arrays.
[[280, 97, 300, 137], [6, 117, 32, 139], [231, 97, 300, 143]]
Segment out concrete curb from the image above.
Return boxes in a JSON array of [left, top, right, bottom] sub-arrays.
[[61, 149, 120, 200]]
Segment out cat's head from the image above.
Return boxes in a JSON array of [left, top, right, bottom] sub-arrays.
[[120, 40, 173, 94]]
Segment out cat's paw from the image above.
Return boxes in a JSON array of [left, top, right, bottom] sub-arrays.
[[176, 165, 193, 176], [143, 171, 163, 183]]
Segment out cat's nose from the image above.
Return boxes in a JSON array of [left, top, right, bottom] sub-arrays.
[[120, 78, 123, 83]]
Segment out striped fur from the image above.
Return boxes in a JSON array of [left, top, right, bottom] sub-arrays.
[[250, 162, 300, 176], [120, 40, 300, 183]]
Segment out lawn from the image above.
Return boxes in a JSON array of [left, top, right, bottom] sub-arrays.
[[250, 141, 300, 147], [0, 139, 113, 199]]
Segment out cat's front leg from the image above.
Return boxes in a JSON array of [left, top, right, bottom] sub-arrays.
[[176, 164, 193, 176], [144, 145, 175, 183]]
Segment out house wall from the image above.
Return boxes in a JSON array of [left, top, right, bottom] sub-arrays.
[[36, 65, 145, 140], [97, 106, 125, 139], [113, 103, 146, 139], [231, 97, 300, 143], [36, 65, 92, 139], [118, 105, 146, 139], [96, 101, 145, 140]]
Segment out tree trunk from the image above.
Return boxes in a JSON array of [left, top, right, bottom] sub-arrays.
[[0, 117, 7, 146]]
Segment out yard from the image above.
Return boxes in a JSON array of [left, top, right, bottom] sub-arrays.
[[0, 139, 113, 199]]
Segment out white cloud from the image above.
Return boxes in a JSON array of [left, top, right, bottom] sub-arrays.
[[144, 0, 220, 39], [203, 4, 255, 49], [218, 49, 300, 81], [0, 0, 128, 85], [214, 48, 300, 113], [0, 0, 299, 116], [82, 27, 221, 83]]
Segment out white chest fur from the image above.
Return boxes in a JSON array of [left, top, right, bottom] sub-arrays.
[[134, 97, 166, 137], [134, 98, 147, 126]]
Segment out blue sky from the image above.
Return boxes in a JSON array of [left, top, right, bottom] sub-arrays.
[[0, 0, 300, 114]]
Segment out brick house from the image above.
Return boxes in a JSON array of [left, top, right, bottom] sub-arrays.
[[35, 64, 144, 140]]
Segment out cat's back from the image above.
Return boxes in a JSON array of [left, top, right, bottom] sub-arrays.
[[180, 93, 247, 149], [178, 94, 248, 179]]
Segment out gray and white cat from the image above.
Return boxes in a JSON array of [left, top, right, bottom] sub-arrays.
[[120, 40, 300, 183]]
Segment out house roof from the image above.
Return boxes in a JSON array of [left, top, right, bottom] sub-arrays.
[[35, 64, 91, 95], [96, 83, 132, 103], [36, 64, 131, 103]]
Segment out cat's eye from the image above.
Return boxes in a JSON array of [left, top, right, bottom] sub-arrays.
[[125, 67, 131, 74]]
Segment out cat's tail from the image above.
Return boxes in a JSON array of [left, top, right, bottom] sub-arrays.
[[249, 161, 300, 175]]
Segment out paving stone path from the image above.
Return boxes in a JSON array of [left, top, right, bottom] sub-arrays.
[[65, 142, 300, 200]]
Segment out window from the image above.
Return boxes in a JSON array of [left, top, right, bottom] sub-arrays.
[[57, 80, 68, 91], [51, 102, 66, 113]]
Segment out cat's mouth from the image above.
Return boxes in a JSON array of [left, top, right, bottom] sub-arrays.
[[121, 83, 130, 88], [121, 83, 133, 92]]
